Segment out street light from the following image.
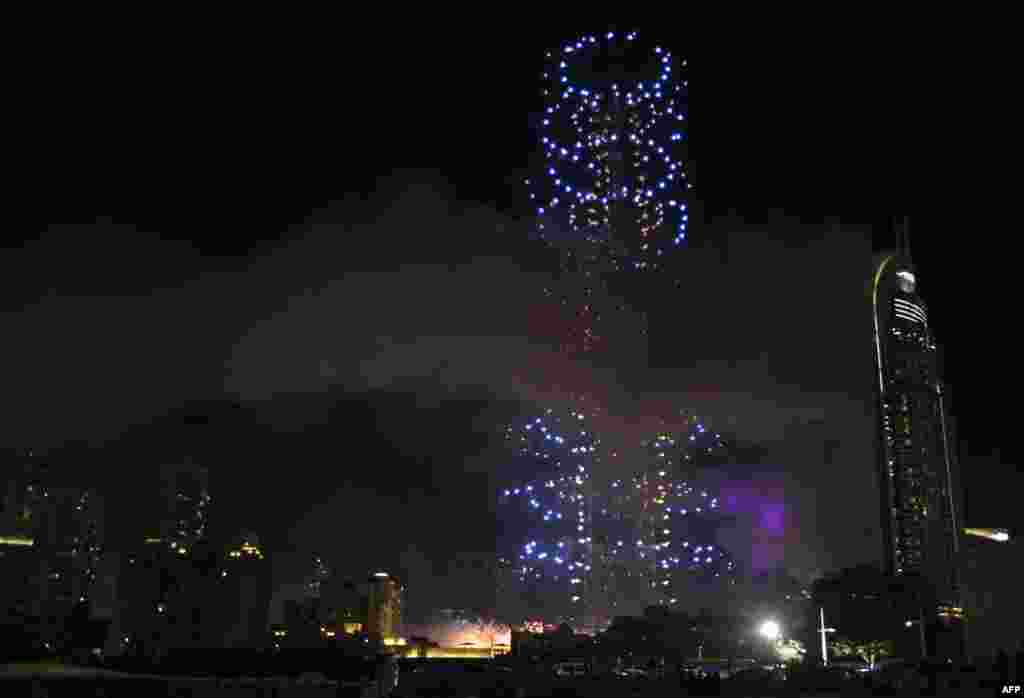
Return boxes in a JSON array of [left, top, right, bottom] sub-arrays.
[[905, 616, 927, 659], [759, 620, 781, 641], [818, 608, 836, 667]]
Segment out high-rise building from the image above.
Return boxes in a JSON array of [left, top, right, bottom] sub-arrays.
[[1, 448, 49, 543], [528, 32, 691, 354], [159, 458, 211, 550], [0, 451, 110, 652], [114, 530, 271, 657], [366, 572, 403, 643], [1, 450, 46, 627], [870, 220, 963, 656], [494, 556, 523, 627], [328, 578, 365, 635], [35, 488, 105, 604], [0, 533, 39, 642], [587, 540, 620, 632], [18, 486, 105, 651], [222, 531, 271, 649], [306, 555, 330, 599]]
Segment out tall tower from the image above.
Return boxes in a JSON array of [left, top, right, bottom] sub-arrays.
[[222, 531, 270, 649], [159, 458, 211, 551], [1, 448, 49, 542], [870, 218, 963, 654], [302, 555, 332, 625], [521, 31, 689, 633], [528, 30, 689, 356], [30, 487, 105, 649], [306, 555, 331, 598], [498, 408, 599, 631], [366, 572, 403, 643]]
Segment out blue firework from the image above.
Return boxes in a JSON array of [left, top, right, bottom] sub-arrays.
[[498, 408, 599, 619], [594, 420, 739, 606], [528, 31, 690, 273]]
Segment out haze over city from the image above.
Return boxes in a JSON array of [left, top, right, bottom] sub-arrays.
[[3, 19, 1021, 696]]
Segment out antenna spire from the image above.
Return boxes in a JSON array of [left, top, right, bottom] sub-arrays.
[[900, 216, 912, 260]]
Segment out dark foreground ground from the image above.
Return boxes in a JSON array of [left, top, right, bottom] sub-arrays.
[[0, 660, 1015, 697]]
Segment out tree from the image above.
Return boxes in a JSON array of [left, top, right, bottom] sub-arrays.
[[774, 638, 806, 664], [830, 637, 894, 670]]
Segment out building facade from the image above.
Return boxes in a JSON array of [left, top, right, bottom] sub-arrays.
[[0, 451, 112, 654], [114, 532, 271, 658], [221, 533, 271, 649], [366, 573, 403, 643], [871, 248, 964, 656], [34, 488, 105, 605], [1, 451, 47, 636], [1, 450, 49, 543], [158, 458, 211, 550]]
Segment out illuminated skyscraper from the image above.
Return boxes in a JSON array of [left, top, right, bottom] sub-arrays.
[[511, 31, 740, 632], [499, 412, 738, 629], [327, 578, 364, 635], [367, 572, 403, 643], [0, 451, 108, 650], [0, 449, 48, 543], [159, 458, 211, 550], [37, 488, 104, 602], [26, 487, 105, 650], [592, 420, 736, 613], [498, 407, 599, 630], [493, 556, 521, 626], [306, 555, 330, 598], [300, 554, 334, 627], [528, 31, 689, 356], [222, 531, 271, 649], [870, 219, 963, 653]]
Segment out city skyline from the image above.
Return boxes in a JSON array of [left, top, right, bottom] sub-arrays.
[[5, 28, 1021, 632]]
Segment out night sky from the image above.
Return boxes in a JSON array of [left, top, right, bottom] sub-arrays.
[[6, 24, 1019, 621]]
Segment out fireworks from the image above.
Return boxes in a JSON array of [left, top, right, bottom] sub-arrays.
[[594, 420, 737, 605], [499, 411, 739, 625], [499, 32, 732, 627], [407, 612, 511, 650], [498, 407, 598, 622], [531, 31, 689, 268], [526, 31, 690, 354]]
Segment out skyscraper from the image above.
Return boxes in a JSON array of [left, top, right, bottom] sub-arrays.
[[23, 486, 105, 651], [158, 458, 211, 550], [528, 31, 690, 356], [498, 407, 599, 630], [366, 572, 403, 643], [0, 448, 49, 543], [306, 555, 330, 599], [299, 554, 332, 626], [870, 219, 963, 654], [222, 531, 271, 649], [35, 488, 105, 602]]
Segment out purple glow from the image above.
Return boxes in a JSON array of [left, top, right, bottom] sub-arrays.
[[760, 505, 784, 533], [717, 478, 793, 573]]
